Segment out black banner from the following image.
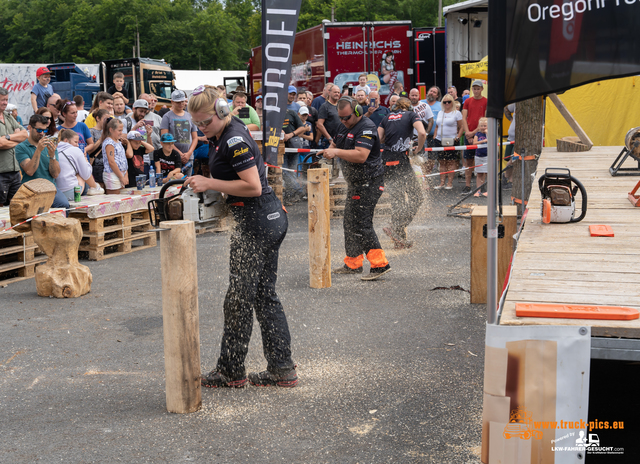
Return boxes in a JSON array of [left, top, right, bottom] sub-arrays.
[[489, 0, 640, 118], [261, 1, 302, 165]]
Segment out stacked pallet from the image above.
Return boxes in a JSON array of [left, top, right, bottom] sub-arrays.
[[329, 179, 391, 220], [0, 230, 47, 286], [69, 210, 156, 261]]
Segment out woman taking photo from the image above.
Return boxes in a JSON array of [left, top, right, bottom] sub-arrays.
[[433, 94, 463, 190], [185, 85, 297, 389]]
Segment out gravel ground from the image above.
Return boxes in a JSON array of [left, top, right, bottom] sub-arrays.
[[0, 184, 488, 463]]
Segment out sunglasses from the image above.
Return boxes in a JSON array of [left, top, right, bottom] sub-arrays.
[[193, 85, 206, 96], [339, 112, 354, 121], [443, 101, 453, 104], [193, 115, 214, 128], [34, 128, 48, 133]]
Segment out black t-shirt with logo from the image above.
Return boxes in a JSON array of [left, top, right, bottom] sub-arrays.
[[282, 109, 302, 134], [208, 117, 271, 201], [379, 110, 418, 162], [126, 145, 148, 187], [318, 101, 341, 139], [334, 116, 383, 184], [153, 148, 182, 178]]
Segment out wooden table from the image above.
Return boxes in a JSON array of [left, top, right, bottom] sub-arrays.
[[500, 146, 640, 357]]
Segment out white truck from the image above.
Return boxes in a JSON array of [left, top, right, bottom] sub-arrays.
[[173, 70, 247, 96]]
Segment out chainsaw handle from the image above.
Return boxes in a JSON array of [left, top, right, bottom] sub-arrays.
[[570, 175, 587, 223], [159, 178, 187, 199]]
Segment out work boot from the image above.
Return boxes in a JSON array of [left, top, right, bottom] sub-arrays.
[[333, 265, 363, 274], [248, 368, 298, 388], [201, 370, 248, 388], [361, 264, 392, 281]]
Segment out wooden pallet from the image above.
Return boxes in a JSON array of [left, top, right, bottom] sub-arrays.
[[69, 209, 158, 261], [195, 217, 230, 235], [78, 231, 157, 261], [0, 230, 47, 286], [329, 181, 392, 219]]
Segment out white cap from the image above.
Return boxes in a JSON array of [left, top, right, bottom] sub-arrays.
[[298, 106, 309, 115]]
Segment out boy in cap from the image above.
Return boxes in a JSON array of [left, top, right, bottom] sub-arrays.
[[126, 130, 154, 187], [31, 67, 52, 112], [160, 89, 197, 176], [298, 106, 313, 149], [154, 133, 183, 183]]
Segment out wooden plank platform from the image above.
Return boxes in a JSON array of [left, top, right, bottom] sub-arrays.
[[500, 146, 640, 338]]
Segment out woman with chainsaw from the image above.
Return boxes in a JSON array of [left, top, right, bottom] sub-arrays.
[[184, 85, 297, 389]]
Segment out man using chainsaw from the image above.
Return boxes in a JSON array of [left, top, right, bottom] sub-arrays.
[[322, 96, 391, 281], [378, 96, 426, 249]]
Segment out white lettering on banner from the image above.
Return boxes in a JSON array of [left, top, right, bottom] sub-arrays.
[[264, 68, 286, 88], [266, 8, 297, 15], [265, 20, 294, 36], [527, 0, 635, 23], [265, 43, 291, 62], [264, 92, 281, 113]]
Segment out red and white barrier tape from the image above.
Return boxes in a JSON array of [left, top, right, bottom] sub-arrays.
[[0, 193, 157, 235], [283, 141, 515, 154]]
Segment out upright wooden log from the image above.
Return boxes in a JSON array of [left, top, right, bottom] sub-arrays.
[[159, 220, 201, 414], [307, 168, 331, 289]]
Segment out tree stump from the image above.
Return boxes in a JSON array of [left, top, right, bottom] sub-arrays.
[[32, 215, 92, 298], [9, 179, 57, 232]]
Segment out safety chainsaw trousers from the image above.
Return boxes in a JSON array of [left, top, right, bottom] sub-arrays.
[[216, 191, 295, 379], [343, 175, 389, 270]]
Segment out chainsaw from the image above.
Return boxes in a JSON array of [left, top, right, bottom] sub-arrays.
[[148, 179, 227, 230], [538, 168, 587, 224], [298, 152, 340, 180]]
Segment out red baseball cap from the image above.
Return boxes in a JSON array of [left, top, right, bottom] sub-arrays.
[[36, 67, 51, 77]]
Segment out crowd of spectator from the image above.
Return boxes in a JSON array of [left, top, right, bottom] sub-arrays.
[[1, 65, 494, 212]]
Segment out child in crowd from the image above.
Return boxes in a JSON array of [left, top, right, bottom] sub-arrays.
[[100, 118, 128, 193], [154, 133, 183, 183], [56, 129, 104, 199], [298, 106, 313, 149], [473, 117, 488, 197], [107, 72, 129, 105], [31, 67, 52, 112], [125, 130, 154, 187], [355, 73, 371, 95], [74, 95, 89, 123]]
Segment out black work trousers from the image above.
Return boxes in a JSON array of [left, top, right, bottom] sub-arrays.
[[0, 171, 21, 206], [343, 176, 384, 258], [216, 191, 295, 379], [383, 155, 423, 240]]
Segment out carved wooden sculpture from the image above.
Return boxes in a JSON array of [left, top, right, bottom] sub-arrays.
[[32, 214, 92, 298]]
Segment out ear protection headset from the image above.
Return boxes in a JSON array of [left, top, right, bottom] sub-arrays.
[[214, 98, 230, 119], [338, 96, 363, 118]]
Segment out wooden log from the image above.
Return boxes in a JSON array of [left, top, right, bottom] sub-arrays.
[[159, 220, 201, 414], [32, 214, 92, 298], [548, 93, 593, 149], [10, 179, 57, 232], [556, 136, 589, 153], [307, 168, 331, 289], [470, 206, 517, 304]]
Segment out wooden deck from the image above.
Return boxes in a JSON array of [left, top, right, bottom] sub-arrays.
[[500, 146, 640, 338]]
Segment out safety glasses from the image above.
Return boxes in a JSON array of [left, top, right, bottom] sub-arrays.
[[193, 115, 214, 128], [339, 112, 354, 121]]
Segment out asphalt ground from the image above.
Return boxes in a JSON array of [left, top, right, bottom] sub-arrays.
[[0, 177, 490, 463]]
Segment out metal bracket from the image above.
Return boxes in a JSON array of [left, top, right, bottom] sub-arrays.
[[483, 224, 505, 239]]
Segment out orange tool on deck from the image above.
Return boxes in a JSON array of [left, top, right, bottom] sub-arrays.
[[516, 303, 639, 320]]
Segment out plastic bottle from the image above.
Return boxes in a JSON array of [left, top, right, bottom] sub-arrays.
[[149, 165, 156, 188]]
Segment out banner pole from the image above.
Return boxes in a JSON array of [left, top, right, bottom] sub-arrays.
[[486, 117, 498, 325]]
